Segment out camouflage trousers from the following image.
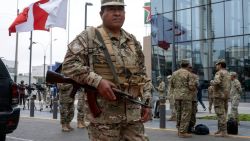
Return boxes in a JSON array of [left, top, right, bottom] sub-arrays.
[[77, 92, 85, 121], [59, 102, 74, 124], [169, 95, 176, 117], [214, 98, 228, 132], [208, 98, 214, 112], [175, 100, 192, 133], [87, 121, 149, 141], [189, 101, 198, 130], [230, 97, 240, 122]]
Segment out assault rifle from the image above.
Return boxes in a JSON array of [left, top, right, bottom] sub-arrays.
[[46, 70, 151, 117]]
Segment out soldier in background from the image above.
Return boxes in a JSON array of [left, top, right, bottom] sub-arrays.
[[171, 59, 196, 138], [61, 0, 152, 140], [76, 88, 87, 128], [154, 76, 165, 118], [187, 65, 199, 133], [167, 75, 176, 121], [208, 85, 214, 114], [229, 72, 242, 124], [18, 80, 26, 107], [210, 59, 231, 137]]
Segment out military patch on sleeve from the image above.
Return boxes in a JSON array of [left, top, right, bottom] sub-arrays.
[[68, 39, 85, 55]]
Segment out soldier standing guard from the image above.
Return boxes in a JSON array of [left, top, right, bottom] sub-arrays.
[[170, 59, 196, 138], [210, 59, 231, 137], [187, 65, 199, 133], [229, 72, 242, 124], [154, 76, 165, 118], [61, 0, 152, 140], [167, 75, 176, 121]]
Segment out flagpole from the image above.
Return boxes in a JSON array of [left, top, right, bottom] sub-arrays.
[[171, 0, 176, 72], [29, 31, 35, 117], [14, 0, 19, 83], [67, 0, 70, 44], [50, 29, 53, 70]]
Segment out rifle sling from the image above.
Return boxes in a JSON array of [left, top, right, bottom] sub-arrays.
[[95, 29, 121, 89]]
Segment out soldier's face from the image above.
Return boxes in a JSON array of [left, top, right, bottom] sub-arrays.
[[100, 6, 125, 30], [215, 64, 220, 71]]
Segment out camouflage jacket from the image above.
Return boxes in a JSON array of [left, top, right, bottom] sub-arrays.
[[156, 81, 165, 98], [190, 73, 199, 101], [210, 69, 231, 99], [170, 68, 196, 101], [208, 86, 214, 99], [230, 79, 242, 100], [61, 26, 151, 124]]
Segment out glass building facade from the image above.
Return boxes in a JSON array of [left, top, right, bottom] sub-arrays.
[[151, 0, 250, 95]]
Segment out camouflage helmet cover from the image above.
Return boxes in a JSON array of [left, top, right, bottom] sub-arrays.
[[101, 0, 126, 6], [179, 59, 190, 65], [215, 58, 226, 65]]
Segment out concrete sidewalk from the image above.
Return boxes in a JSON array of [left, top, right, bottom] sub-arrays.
[[19, 100, 250, 137]]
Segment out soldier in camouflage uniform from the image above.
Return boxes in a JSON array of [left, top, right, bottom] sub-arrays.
[[170, 59, 196, 138], [229, 72, 242, 124], [210, 59, 231, 137], [154, 76, 165, 118], [77, 89, 87, 128], [187, 65, 199, 133], [58, 83, 75, 132], [167, 75, 176, 121], [208, 85, 214, 114], [61, 0, 152, 140]]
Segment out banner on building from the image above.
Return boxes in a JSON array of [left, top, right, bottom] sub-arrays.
[[143, 2, 151, 24]]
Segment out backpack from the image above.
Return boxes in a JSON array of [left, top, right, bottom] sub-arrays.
[[227, 118, 238, 135], [194, 124, 210, 135]]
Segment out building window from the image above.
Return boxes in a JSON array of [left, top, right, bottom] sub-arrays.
[[163, 0, 173, 13], [211, 0, 224, 3], [176, 9, 191, 42], [151, 0, 163, 15], [207, 3, 224, 38], [226, 36, 244, 67], [209, 38, 225, 65], [177, 0, 191, 10], [225, 0, 243, 36], [192, 6, 208, 40], [192, 0, 207, 7], [244, 35, 250, 66], [176, 42, 192, 62], [243, 0, 250, 34]]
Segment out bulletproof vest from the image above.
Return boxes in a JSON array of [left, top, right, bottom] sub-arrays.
[[90, 27, 145, 95]]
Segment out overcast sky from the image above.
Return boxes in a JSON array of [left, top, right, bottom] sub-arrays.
[[0, 0, 150, 73]]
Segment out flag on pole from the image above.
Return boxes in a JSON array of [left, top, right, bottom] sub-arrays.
[[9, 0, 68, 35], [143, 2, 151, 24]]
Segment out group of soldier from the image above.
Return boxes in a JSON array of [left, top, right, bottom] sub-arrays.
[[154, 58, 242, 138]]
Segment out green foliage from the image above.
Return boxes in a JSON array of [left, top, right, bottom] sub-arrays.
[[198, 114, 250, 121]]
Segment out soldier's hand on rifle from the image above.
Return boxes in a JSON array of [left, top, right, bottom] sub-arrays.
[[140, 107, 152, 123], [97, 79, 117, 101]]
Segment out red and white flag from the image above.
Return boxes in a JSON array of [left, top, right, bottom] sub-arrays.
[[9, 0, 68, 35]]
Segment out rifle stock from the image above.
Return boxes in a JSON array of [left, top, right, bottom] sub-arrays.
[[46, 70, 150, 118]]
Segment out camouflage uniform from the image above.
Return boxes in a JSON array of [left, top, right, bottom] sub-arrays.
[[170, 60, 196, 135], [62, 25, 151, 141], [188, 73, 199, 132], [154, 78, 165, 118], [210, 60, 231, 134], [167, 75, 176, 120], [58, 84, 75, 125], [77, 88, 85, 123], [229, 72, 242, 123], [208, 86, 214, 113]]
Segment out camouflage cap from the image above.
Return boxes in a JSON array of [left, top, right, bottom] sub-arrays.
[[179, 59, 190, 65], [101, 0, 126, 6], [215, 58, 226, 65], [230, 71, 237, 76]]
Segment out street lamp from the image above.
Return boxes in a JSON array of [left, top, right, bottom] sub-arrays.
[[85, 2, 93, 30], [33, 39, 56, 83]]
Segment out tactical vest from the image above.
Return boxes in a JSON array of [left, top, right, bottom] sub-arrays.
[[87, 27, 145, 97]]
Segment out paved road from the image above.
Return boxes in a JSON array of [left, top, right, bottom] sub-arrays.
[[6, 117, 250, 141]]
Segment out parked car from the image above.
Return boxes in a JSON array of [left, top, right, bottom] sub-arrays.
[[0, 58, 20, 141]]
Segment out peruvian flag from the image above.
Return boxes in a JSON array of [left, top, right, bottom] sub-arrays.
[[9, 0, 68, 35]]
